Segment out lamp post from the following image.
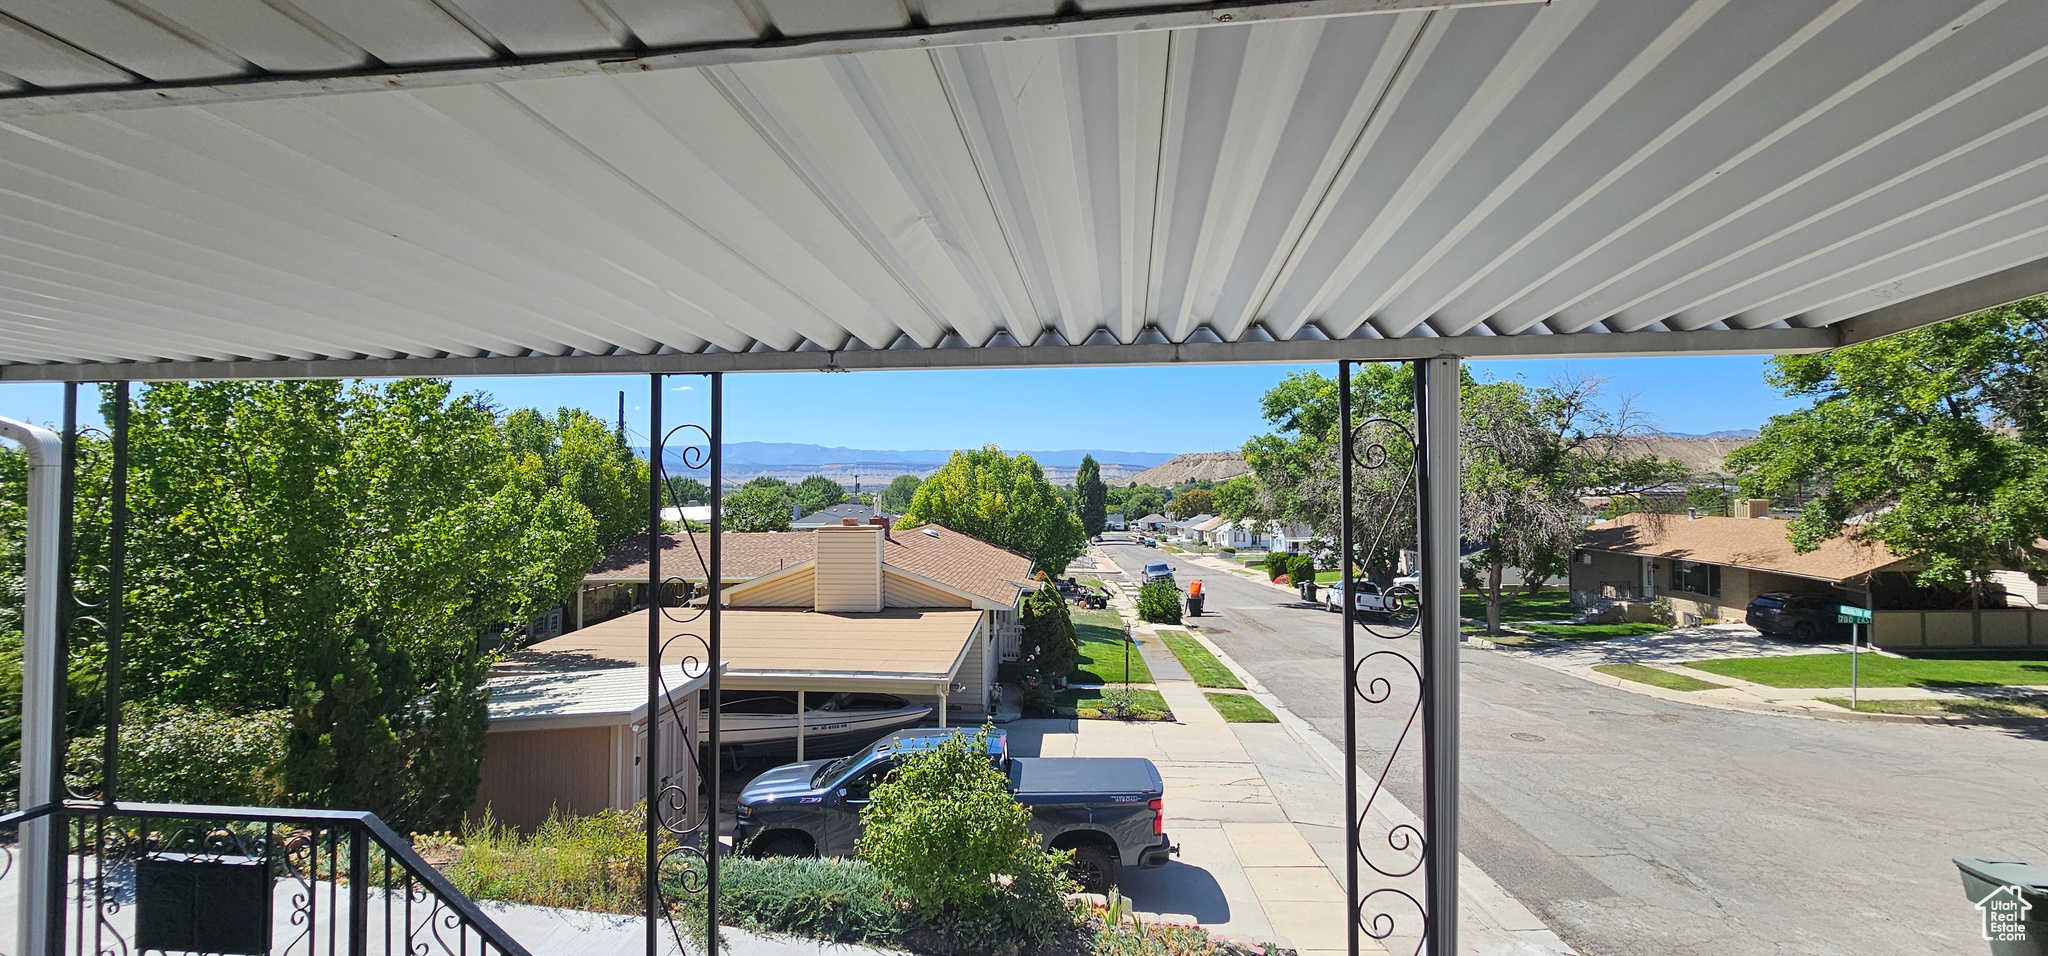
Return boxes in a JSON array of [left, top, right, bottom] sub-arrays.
[[1123, 622, 1132, 690]]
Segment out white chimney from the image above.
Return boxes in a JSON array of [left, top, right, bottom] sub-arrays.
[[813, 520, 884, 612]]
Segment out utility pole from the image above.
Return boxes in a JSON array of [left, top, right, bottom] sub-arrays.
[[617, 391, 626, 438]]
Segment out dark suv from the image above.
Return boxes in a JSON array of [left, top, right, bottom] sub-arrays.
[[1747, 592, 1859, 641]]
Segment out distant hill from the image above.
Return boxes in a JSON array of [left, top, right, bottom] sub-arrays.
[[1123, 452, 1252, 488], [645, 442, 1177, 485], [1639, 435, 1755, 475], [1660, 429, 1760, 439]]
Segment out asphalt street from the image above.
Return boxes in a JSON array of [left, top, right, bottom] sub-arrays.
[[1100, 537, 2048, 956]]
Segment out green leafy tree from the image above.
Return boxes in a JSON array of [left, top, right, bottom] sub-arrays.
[[1075, 455, 1108, 537], [59, 380, 598, 830], [1018, 585, 1078, 683], [1727, 300, 2048, 597], [793, 475, 848, 516], [1168, 488, 1216, 520], [663, 476, 709, 506], [502, 407, 647, 548], [1242, 367, 1420, 582], [881, 474, 922, 513], [897, 447, 1086, 575], [1213, 474, 1261, 522], [724, 483, 795, 532], [1110, 484, 1166, 521], [857, 725, 1074, 935], [1462, 375, 1675, 633]]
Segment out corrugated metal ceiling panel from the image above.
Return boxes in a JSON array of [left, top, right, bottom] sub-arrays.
[[0, 0, 2044, 377]]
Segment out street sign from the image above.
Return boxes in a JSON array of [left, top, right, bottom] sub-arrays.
[[1837, 605, 1872, 624]]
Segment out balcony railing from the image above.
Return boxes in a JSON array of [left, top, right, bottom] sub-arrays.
[[0, 802, 532, 956]]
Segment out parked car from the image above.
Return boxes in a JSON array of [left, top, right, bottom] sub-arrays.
[[735, 728, 1177, 892], [708, 691, 932, 758], [1142, 538, 1157, 548], [1142, 562, 1174, 582], [1321, 577, 1420, 619], [1747, 592, 1860, 641]]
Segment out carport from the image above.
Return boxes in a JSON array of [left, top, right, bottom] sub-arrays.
[[3, 1, 2046, 954]]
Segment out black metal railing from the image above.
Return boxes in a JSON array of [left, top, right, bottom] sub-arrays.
[[48, 802, 531, 956]]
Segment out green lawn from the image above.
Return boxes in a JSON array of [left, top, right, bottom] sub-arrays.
[[1204, 692, 1277, 723], [1070, 608, 1152, 685], [1688, 652, 2048, 689], [1458, 590, 1668, 641], [1593, 663, 1726, 692], [1056, 687, 1173, 721], [1157, 630, 1244, 689], [1816, 695, 2048, 719], [1459, 590, 1575, 623]]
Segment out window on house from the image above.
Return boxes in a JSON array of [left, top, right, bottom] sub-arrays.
[[1671, 561, 1721, 597]]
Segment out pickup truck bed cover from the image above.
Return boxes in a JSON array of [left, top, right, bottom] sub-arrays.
[[1010, 756, 1162, 802]]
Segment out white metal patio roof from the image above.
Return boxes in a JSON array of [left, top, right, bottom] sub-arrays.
[[1, 0, 2045, 380]]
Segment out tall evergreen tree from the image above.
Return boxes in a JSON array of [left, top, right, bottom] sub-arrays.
[[1075, 455, 1108, 537]]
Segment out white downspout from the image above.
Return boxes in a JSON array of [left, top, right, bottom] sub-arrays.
[[2, 416, 59, 956]]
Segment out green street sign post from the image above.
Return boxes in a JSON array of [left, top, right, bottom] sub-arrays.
[[1838, 605, 1872, 707]]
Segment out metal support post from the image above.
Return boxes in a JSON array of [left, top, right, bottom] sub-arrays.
[[707, 372, 723, 953], [1413, 357, 1461, 955], [0, 414, 61, 956], [348, 823, 369, 956], [104, 382, 128, 806], [796, 690, 806, 763], [1338, 360, 1358, 956], [46, 385, 77, 956], [645, 373, 662, 956]]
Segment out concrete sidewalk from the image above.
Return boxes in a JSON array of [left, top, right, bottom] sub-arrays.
[[1042, 558, 1574, 955]]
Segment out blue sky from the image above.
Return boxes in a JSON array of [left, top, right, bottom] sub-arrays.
[[0, 354, 1799, 453]]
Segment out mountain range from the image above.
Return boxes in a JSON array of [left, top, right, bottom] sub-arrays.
[[645, 442, 1182, 484]]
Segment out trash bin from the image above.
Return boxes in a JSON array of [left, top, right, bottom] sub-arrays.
[[1302, 580, 1318, 602], [1956, 857, 2048, 956], [1186, 593, 1204, 616]]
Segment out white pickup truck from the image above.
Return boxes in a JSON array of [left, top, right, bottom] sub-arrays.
[[1320, 577, 1421, 619]]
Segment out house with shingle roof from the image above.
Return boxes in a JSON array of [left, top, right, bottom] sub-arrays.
[[1571, 507, 2048, 650], [524, 517, 1036, 746]]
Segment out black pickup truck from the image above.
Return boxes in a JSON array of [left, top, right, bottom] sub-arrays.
[[734, 728, 1176, 892]]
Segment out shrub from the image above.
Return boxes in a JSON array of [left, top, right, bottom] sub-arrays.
[[857, 726, 1077, 946], [1098, 688, 1137, 719], [1020, 585, 1079, 683], [1263, 554, 1288, 582], [68, 703, 286, 806], [1289, 553, 1317, 585], [1136, 578, 1183, 625], [718, 856, 908, 945], [1019, 678, 1058, 717], [443, 806, 650, 914]]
